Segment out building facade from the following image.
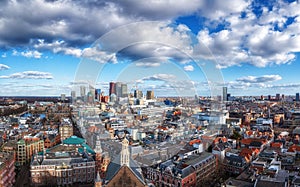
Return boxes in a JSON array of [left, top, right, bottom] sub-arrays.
[[59, 118, 73, 141], [144, 152, 217, 187], [30, 136, 96, 186], [17, 138, 44, 166], [0, 152, 15, 187]]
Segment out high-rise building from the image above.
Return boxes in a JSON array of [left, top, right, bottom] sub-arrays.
[[95, 89, 101, 100], [134, 90, 143, 99], [276, 93, 281, 101], [146, 90, 154, 100], [60, 94, 66, 101], [121, 83, 128, 97], [109, 82, 116, 96], [296, 93, 300, 101], [223, 87, 228, 101], [71, 91, 76, 101], [115, 82, 122, 97], [80, 86, 86, 97]]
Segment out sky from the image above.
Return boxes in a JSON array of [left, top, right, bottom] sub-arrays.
[[1, 0, 300, 97]]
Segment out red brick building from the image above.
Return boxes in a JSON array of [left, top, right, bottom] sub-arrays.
[[0, 152, 15, 187]]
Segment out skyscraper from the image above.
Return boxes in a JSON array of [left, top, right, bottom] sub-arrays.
[[115, 82, 122, 97], [95, 89, 101, 100], [109, 82, 116, 96], [80, 86, 86, 97], [134, 90, 143, 99], [296, 93, 299, 101], [146, 90, 154, 100], [223, 87, 228, 101], [276, 93, 280, 101], [121, 83, 128, 97], [71, 90, 76, 99]]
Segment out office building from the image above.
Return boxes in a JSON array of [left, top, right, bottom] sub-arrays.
[[276, 93, 280, 101], [60, 94, 66, 101], [268, 95, 271, 100], [95, 89, 101, 100], [121, 83, 128, 97], [115, 82, 122, 97], [80, 86, 86, 97], [89, 84, 95, 101], [296, 93, 299, 101], [109, 82, 116, 96], [134, 90, 143, 99], [71, 91, 76, 102], [223, 87, 228, 101], [146, 90, 154, 100]]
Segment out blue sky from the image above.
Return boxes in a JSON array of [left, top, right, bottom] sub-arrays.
[[0, 0, 300, 97]]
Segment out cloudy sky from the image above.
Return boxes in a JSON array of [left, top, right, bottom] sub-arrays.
[[1, 0, 300, 96]]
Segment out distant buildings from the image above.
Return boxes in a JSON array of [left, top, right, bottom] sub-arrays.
[[109, 82, 116, 96], [146, 90, 154, 100], [121, 83, 128, 97], [95, 89, 102, 100], [80, 86, 86, 97], [223, 87, 228, 102]]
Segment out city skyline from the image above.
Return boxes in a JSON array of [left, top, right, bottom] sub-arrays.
[[1, 0, 300, 96]]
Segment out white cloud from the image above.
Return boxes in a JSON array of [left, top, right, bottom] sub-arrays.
[[184, 65, 194, 71], [1, 53, 6, 58], [81, 47, 117, 64], [197, 0, 250, 19], [0, 71, 53, 79], [0, 64, 10, 70], [141, 74, 177, 81], [12, 50, 42, 58], [237, 75, 282, 83], [34, 39, 82, 58]]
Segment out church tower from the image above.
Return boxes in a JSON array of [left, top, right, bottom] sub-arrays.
[[120, 137, 130, 166], [95, 135, 103, 173], [94, 171, 102, 187]]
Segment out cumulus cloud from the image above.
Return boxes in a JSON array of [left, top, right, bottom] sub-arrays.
[[33, 39, 82, 58], [141, 74, 177, 81], [0, 0, 203, 47], [0, 0, 299, 70], [184, 65, 194, 71], [0, 71, 53, 79], [12, 50, 42, 58], [237, 75, 282, 83], [0, 64, 10, 70]]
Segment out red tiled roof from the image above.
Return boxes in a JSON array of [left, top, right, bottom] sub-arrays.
[[189, 139, 201, 146], [288, 145, 300, 152], [270, 142, 283, 148]]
